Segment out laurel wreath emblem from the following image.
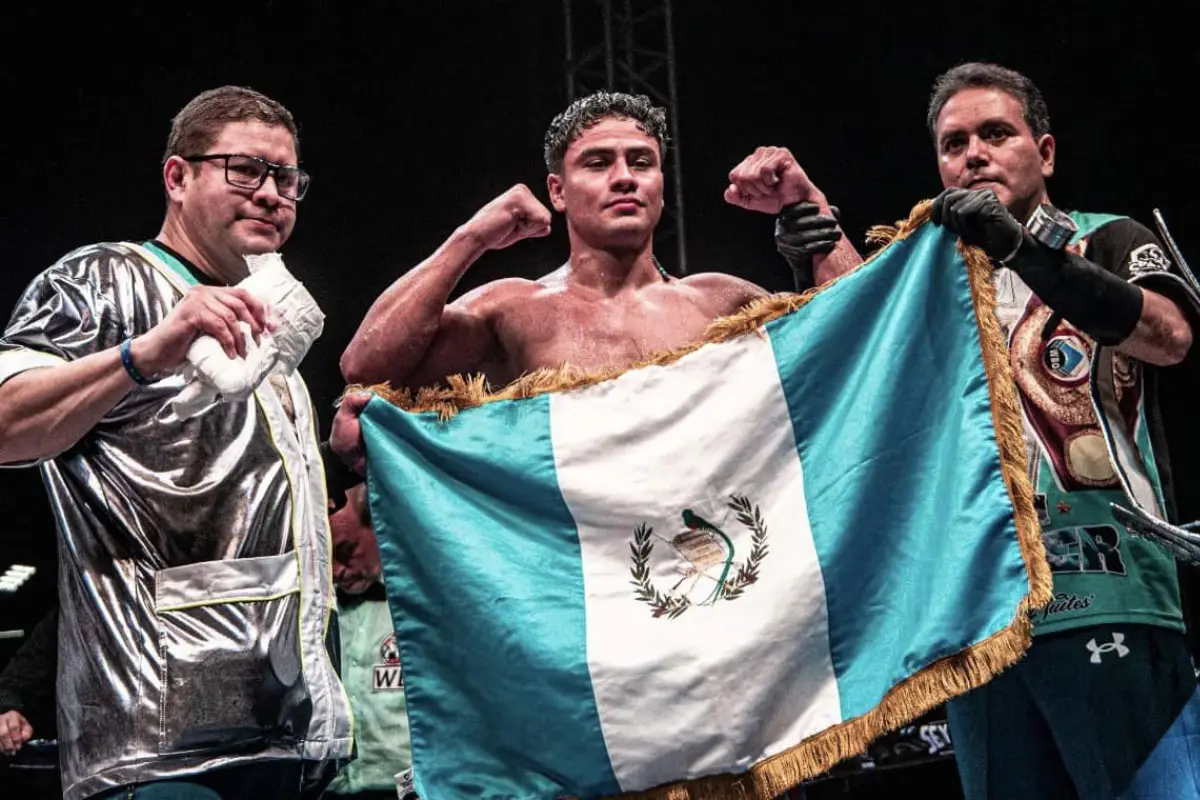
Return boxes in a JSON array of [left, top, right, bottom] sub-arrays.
[[629, 495, 769, 618]]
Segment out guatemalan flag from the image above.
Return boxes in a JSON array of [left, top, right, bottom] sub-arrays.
[[359, 204, 1051, 800]]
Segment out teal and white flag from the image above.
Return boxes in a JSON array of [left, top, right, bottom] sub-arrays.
[[360, 206, 1049, 800]]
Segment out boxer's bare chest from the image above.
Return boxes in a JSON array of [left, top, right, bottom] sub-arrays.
[[488, 283, 721, 383]]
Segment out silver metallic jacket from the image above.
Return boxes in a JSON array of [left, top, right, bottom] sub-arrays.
[[0, 243, 354, 799]]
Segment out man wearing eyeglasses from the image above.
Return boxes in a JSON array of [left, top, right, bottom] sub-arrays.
[[0, 86, 352, 799]]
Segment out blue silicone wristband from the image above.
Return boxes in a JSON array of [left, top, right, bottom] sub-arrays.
[[119, 338, 153, 385]]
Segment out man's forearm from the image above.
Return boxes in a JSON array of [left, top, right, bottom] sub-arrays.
[[340, 227, 488, 385], [813, 238, 864, 287], [1115, 288, 1193, 366], [0, 348, 135, 464], [808, 193, 863, 287], [1002, 236, 1190, 365]]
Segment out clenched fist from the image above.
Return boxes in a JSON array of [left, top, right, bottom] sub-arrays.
[[462, 184, 553, 251], [724, 147, 820, 215]]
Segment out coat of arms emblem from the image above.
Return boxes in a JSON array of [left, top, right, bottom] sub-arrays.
[[629, 495, 769, 618]]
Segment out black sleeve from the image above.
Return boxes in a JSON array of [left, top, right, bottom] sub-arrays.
[[1081, 218, 1160, 278], [1085, 218, 1200, 330], [0, 606, 58, 736]]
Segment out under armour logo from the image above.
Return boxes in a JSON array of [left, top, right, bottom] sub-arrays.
[[1086, 632, 1129, 664]]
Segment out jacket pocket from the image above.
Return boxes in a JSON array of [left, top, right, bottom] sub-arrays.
[[154, 552, 310, 755]]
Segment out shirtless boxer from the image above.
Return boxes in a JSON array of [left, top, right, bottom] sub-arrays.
[[331, 92, 859, 467]]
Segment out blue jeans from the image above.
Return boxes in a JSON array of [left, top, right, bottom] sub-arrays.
[[948, 625, 1200, 799]]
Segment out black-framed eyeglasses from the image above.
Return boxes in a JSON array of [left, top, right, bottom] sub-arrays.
[[183, 153, 311, 201]]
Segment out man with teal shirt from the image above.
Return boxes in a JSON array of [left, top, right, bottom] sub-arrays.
[[324, 474, 416, 800], [0, 86, 352, 798], [922, 62, 1200, 800], [831, 63, 1200, 800], [738, 59, 1200, 800]]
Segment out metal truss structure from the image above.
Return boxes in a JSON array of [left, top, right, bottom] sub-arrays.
[[562, 0, 687, 274]]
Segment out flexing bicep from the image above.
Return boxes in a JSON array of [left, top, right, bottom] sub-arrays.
[[399, 302, 503, 391]]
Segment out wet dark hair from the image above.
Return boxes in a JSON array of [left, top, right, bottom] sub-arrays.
[[926, 62, 1051, 140], [164, 85, 299, 163], [543, 91, 669, 172]]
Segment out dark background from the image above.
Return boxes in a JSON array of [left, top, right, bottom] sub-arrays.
[[1, 1, 1195, 795]]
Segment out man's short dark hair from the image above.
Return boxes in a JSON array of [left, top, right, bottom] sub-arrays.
[[164, 85, 300, 164], [543, 91, 669, 173], [926, 62, 1051, 140]]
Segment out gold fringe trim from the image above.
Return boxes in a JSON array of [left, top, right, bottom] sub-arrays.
[[960, 237, 1054, 621], [350, 199, 938, 421], [353, 199, 1052, 800], [864, 198, 935, 248]]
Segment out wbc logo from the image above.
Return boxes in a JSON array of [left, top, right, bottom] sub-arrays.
[[1086, 632, 1130, 664], [373, 632, 404, 690]]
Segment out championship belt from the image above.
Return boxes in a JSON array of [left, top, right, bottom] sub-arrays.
[[1008, 299, 1141, 491]]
